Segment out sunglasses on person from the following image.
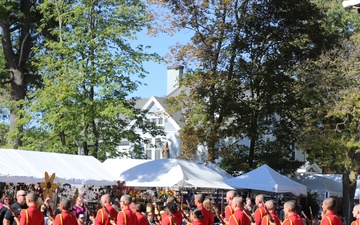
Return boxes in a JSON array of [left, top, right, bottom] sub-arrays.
[[4, 198, 9, 201], [19, 194, 26, 197]]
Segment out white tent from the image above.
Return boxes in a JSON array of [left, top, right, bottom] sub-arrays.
[[297, 174, 360, 199], [102, 158, 151, 178], [0, 149, 118, 185], [202, 162, 234, 180], [119, 158, 234, 189], [224, 164, 307, 196], [297, 174, 342, 197]]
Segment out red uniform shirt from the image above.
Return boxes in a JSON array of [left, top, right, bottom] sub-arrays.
[[261, 212, 280, 225], [135, 212, 149, 225], [321, 212, 342, 225], [117, 208, 138, 225], [225, 205, 234, 221], [254, 206, 266, 225], [95, 205, 118, 225], [54, 210, 78, 225], [351, 218, 360, 225], [229, 209, 250, 225], [20, 205, 44, 225], [198, 205, 213, 225], [188, 221, 202, 225], [162, 210, 182, 225], [161, 215, 175, 225], [282, 213, 303, 225]]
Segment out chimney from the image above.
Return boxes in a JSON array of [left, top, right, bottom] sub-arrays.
[[167, 65, 184, 96]]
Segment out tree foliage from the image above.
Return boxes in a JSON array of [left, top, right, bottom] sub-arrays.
[[26, 0, 164, 160], [153, 0, 336, 173], [297, 33, 360, 224]]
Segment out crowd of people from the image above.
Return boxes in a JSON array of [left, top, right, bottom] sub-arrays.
[[0, 190, 359, 225]]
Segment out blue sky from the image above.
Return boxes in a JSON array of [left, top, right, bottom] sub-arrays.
[[130, 30, 193, 98]]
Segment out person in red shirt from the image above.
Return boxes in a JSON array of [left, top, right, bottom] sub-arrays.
[[161, 202, 177, 225], [282, 201, 302, 225], [351, 204, 360, 225], [161, 197, 182, 225], [254, 195, 266, 225], [134, 204, 149, 225], [16, 192, 44, 225], [225, 191, 236, 224], [117, 195, 138, 225], [229, 197, 250, 225], [54, 199, 78, 225], [195, 194, 212, 225], [188, 209, 203, 225], [261, 201, 280, 225], [320, 197, 341, 225], [90, 194, 118, 225]]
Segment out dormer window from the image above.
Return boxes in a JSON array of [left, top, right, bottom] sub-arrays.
[[150, 117, 164, 126]]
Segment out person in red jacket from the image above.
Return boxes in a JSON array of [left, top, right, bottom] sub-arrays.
[[261, 201, 280, 225], [161, 197, 182, 225], [17, 192, 44, 225], [188, 209, 203, 225], [161, 202, 177, 225], [225, 191, 236, 224], [229, 197, 250, 225], [254, 195, 266, 225], [134, 204, 149, 225], [351, 204, 360, 225], [54, 199, 78, 225], [320, 197, 341, 225], [195, 194, 212, 225], [91, 194, 118, 225], [117, 195, 138, 225], [282, 201, 302, 225]]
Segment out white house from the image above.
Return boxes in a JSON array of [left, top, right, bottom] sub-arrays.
[[117, 65, 307, 165]]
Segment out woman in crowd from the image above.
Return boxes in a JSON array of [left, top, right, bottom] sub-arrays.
[[72, 197, 86, 218], [0, 195, 11, 225]]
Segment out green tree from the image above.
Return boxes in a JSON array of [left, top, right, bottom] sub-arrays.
[[30, 0, 163, 159], [297, 33, 360, 224], [157, 0, 335, 173], [0, 122, 9, 147], [0, 0, 44, 148]]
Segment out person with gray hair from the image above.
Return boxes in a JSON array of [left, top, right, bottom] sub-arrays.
[[282, 201, 302, 225], [16, 192, 44, 225], [229, 197, 250, 225], [54, 199, 78, 225], [116, 195, 137, 225], [320, 197, 341, 225], [4, 190, 28, 225], [194, 194, 213, 225]]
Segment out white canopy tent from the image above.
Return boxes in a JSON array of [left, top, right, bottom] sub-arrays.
[[103, 158, 234, 181], [297, 174, 360, 199], [0, 149, 118, 185], [224, 164, 307, 196], [119, 158, 234, 189], [102, 158, 151, 179]]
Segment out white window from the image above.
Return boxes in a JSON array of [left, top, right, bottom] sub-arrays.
[[155, 149, 161, 159], [149, 117, 164, 126]]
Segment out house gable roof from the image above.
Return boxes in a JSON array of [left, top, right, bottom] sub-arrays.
[[129, 96, 181, 130]]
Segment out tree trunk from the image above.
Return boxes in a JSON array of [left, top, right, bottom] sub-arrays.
[[1, 0, 31, 148], [342, 170, 357, 225]]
